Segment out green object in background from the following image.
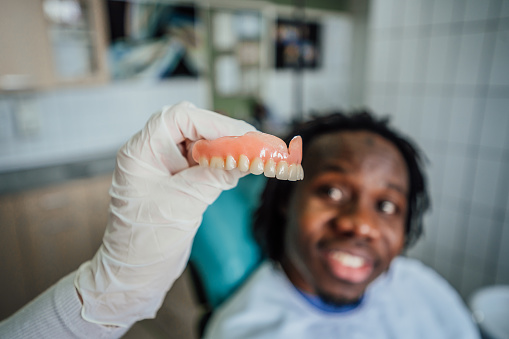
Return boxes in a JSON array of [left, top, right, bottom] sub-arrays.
[[190, 174, 267, 309]]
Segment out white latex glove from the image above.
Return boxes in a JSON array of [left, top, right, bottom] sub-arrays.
[[74, 101, 255, 327]]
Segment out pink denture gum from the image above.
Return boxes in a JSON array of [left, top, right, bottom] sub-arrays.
[[192, 131, 304, 181]]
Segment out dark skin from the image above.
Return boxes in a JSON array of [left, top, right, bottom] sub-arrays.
[[282, 131, 409, 305]]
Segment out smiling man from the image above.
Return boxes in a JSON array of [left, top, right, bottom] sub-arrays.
[[283, 130, 409, 306], [203, 112, 480, 338]]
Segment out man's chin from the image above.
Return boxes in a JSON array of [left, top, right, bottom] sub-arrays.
[[316, 288, 364, 307]]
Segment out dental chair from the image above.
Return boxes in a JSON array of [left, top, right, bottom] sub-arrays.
[[189, 174, 266, 334]]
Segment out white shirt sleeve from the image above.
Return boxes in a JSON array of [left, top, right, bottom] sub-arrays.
[[0, 269, 129, 339]]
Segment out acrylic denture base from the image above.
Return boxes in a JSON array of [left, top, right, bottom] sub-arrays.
[[192, 131, 304, 181]]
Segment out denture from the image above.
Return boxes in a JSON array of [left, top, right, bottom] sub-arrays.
[[192, 131, 304, 181]]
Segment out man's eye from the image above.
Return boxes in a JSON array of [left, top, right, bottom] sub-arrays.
[[325, 187, 343, 202], [379, 201, 397, 215]]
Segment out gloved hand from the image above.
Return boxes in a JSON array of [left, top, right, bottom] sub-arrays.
[[74, 101, 255, 327]]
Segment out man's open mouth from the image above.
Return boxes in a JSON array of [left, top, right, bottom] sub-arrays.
[[324, 250, 374, 284]]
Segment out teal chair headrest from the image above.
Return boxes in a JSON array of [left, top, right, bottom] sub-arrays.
[[190, 174, 266, 308]]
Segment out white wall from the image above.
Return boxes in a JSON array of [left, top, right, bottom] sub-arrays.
[[365, 0, 509, 300], [0, 79, 208, 172]]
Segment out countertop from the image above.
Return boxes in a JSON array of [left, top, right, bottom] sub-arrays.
[[0, 155, 116, 195]]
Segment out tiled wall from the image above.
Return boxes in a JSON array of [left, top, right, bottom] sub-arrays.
[[0, 80, 208, 172], [365, 0, 509, 300]]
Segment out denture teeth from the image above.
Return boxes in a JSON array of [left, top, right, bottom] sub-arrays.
[[250, 157, 264, 175], [210, 156, 225, 169], [202, 155, 304, 181], [297, 164, 304, 180], [275, 161, 289, 180], [238, 154, 250, 172], [263, 159, 276, 178], [225, 155, 237, 170], [288, 164, 299, 181], [199, 157, 209, 167]]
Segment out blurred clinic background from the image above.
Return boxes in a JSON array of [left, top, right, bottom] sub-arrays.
[[1, 0, 508, 338]]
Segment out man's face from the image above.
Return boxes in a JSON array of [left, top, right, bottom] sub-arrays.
[[282, 131, 409, 304]]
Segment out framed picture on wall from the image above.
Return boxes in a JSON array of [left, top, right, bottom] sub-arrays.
[[275, 18, 321, 70]]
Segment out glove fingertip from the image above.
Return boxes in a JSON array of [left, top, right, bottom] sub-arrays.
[[178, 165, 244, 191]]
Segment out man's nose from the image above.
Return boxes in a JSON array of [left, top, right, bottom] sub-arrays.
[[333, 203, 381, 240]]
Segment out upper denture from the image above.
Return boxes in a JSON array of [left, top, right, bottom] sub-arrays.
[[191, 131, 304, 181]]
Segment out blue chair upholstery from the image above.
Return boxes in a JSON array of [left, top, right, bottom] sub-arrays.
[[190, 174, 266, 309]]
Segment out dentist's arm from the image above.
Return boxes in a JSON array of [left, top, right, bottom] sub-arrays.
[[0, 102, 255, 338]]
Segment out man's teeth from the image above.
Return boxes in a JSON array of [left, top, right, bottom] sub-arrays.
[[332, 251, 366, 268], [200, 156, 304, 181]]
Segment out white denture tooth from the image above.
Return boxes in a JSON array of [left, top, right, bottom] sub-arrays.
[[210, 156, 225, 169], [238, 154, 250, 172], [288, 164, 298, 181], [264, 159, 276, 178], [297, 164, 304, 180], [199, 157, 209, 167], [275, 161, 289, 180], [225, 155, 237, 170], [250, 157, 264, 175]]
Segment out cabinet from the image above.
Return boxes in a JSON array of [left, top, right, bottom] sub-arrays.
[[0, 0, 109, 91], [0, 173, 205, 338], [206, 5, 268, 121], [0, 174, 111, 320]]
